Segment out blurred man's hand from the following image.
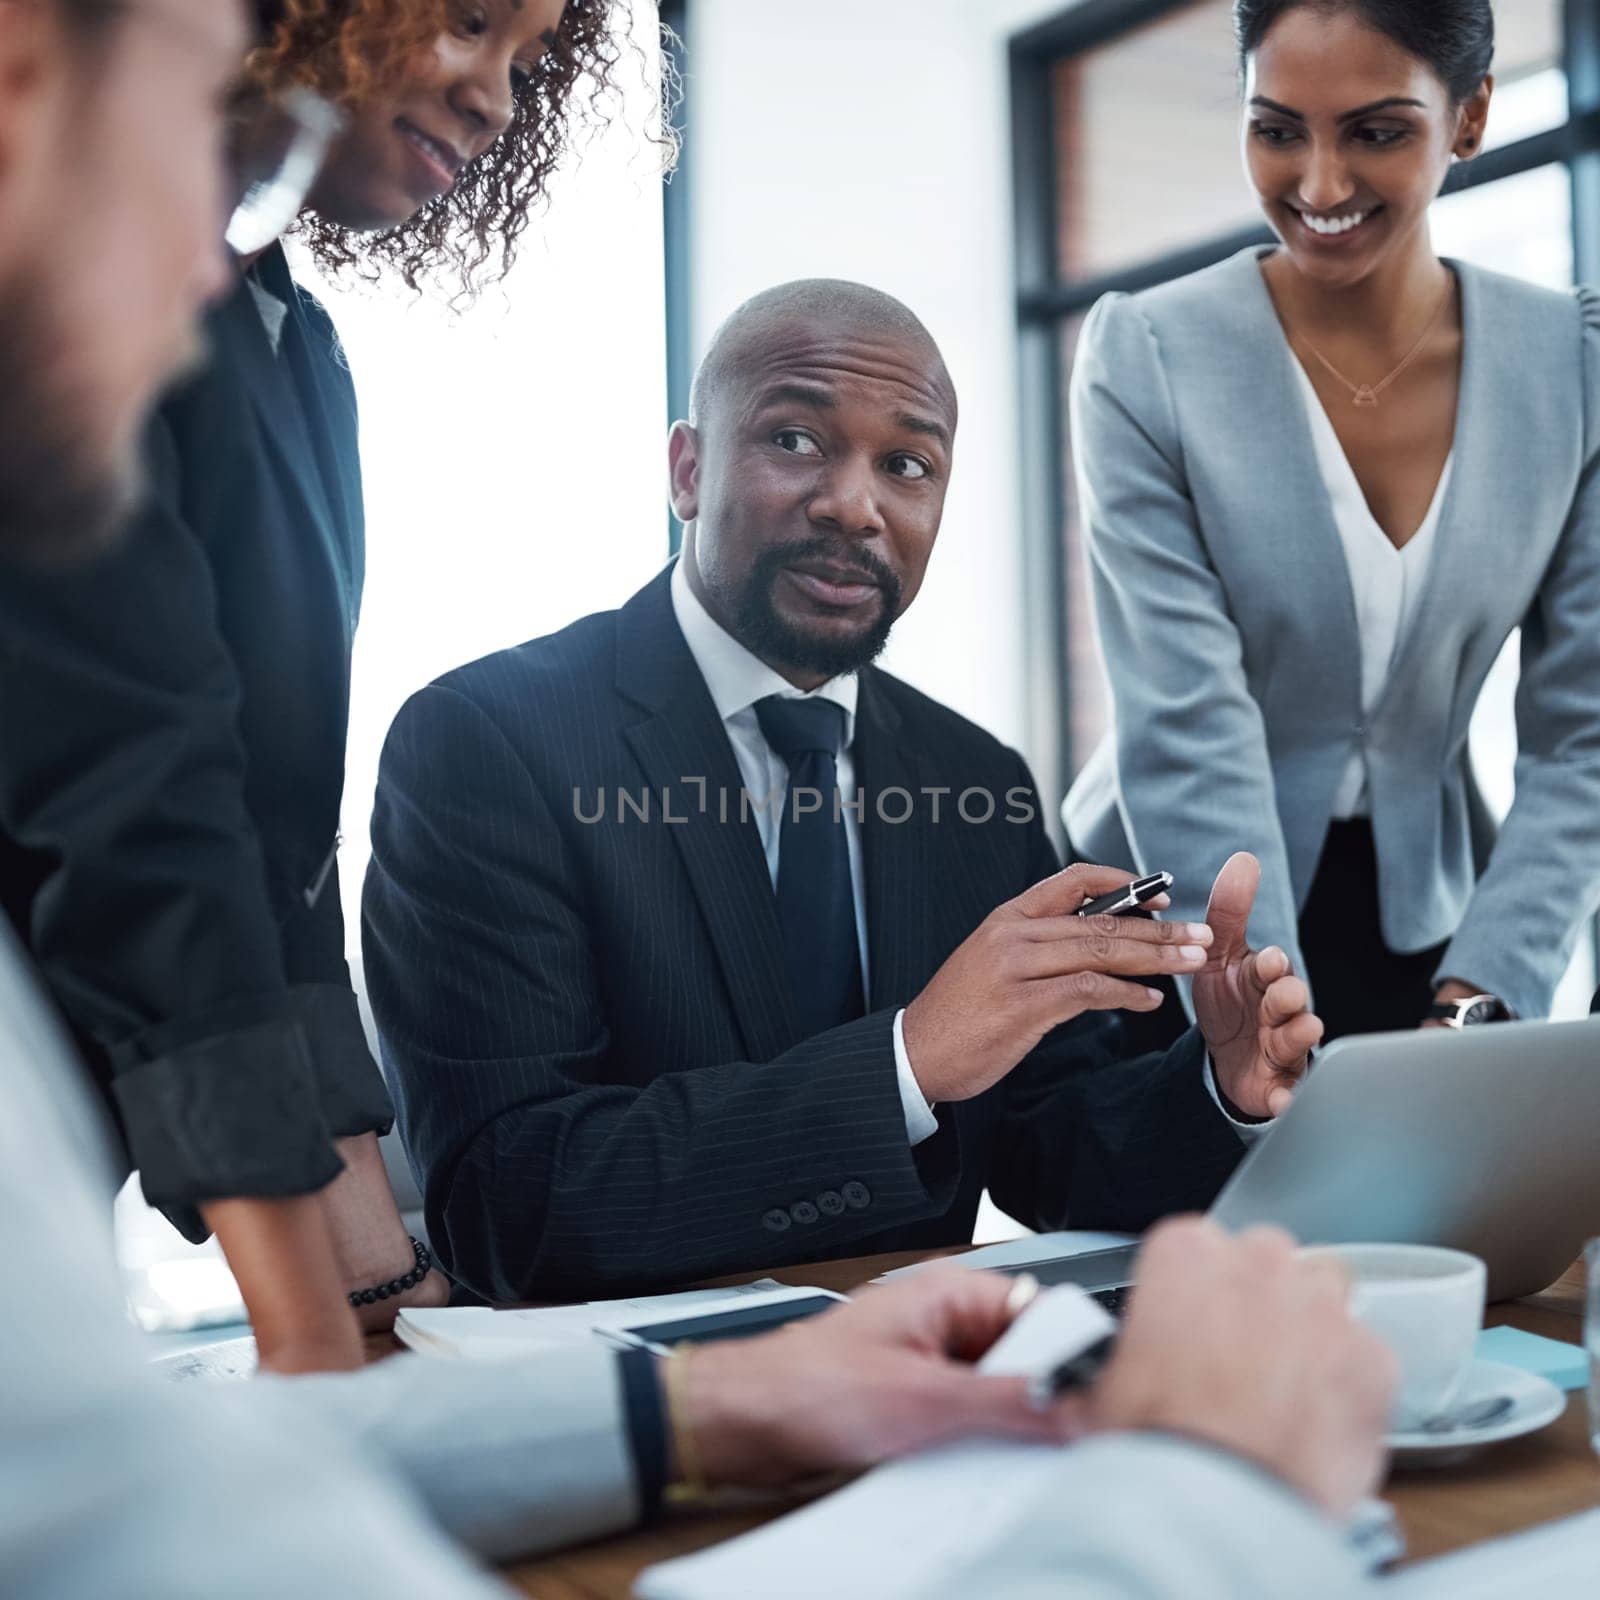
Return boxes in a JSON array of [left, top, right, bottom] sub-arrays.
[[683, 1268, 1073, 1486], [1087, 1217, 1395, 1519]]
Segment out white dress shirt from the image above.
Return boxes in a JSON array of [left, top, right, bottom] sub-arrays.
[[668, 561, 1275, 1148], [1290, 361, 1453, 819], [670, 559, 939, 1144]]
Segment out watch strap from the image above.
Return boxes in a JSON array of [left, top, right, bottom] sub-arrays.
[[1427, 994, 1510, 1026]]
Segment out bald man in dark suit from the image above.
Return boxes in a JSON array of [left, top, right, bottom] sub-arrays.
[[364, 280, 1322, 1302]]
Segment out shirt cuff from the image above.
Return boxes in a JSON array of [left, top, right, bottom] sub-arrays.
[[615, 1348, 668, 1523], [110, 1017, 343, 1224], [892, 1008, 940, 1147], [1202, 1056, 1276, 1145]]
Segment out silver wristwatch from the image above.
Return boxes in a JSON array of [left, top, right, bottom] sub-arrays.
[[1426, 993, 1512, 1028]]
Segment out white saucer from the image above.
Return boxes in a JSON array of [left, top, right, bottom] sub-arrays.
[[1386, 1357, 1567, 1470]]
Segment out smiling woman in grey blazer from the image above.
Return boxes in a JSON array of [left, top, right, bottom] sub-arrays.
[[1064, 0, 1600, 1039]]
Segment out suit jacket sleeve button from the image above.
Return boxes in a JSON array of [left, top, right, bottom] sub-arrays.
[[817, 1189, 845, 1217], [762, 1208, 793, 1233], [790, 1200, 820, 1225], [841, 1181, 871, 1210]]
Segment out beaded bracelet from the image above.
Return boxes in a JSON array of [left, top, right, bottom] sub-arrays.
[[348, 1235, 432, 1309]]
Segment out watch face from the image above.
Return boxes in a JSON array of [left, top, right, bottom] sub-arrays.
[[1461, 997, 1507, 1026]]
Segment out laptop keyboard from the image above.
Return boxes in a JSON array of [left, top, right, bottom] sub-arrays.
[[1089, 1285, 1133, 1318]]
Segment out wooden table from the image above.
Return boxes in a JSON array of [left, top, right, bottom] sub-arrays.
[[504, 1249, 1600, 1599]]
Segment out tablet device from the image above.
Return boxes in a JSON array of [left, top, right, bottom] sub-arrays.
[[609, 1291, 847, 1355]]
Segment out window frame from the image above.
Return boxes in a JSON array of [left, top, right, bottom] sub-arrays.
[[661, 0, 691, 553]]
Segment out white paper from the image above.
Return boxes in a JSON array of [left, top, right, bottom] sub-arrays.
[[874, 1230, 1136, 1281], [974, 1285, 1113, 1377], [638, 1282, 1406, 1600], [394, 1279, 809, 1360], [1382, 1510, 1600, 1596], [639, 1436, 1079, 1600], [636, 1287, 1114, 1600]]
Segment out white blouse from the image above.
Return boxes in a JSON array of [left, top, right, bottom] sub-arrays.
[[1290, 361, 1454, 819]]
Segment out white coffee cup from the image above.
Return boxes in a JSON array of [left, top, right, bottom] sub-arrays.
[[1302, 1243, 1487, 1432]]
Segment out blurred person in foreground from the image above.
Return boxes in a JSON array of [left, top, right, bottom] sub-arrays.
[[0, 5, 1398, 1593], [0, 0, 671, 1371]]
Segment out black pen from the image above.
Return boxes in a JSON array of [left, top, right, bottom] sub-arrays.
[[1029, 1332, 1118, 1407], [1077, 871, 1174, 919]]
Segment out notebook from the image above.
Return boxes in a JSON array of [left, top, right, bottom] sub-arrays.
[[1473, 1326, 1589, 1392], [395, 1280, 818, 1360]]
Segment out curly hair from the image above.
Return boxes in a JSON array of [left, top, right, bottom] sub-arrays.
[[246, 0, 678, 300]]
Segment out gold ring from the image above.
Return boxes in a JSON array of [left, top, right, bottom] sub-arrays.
[[1005, 1273, 1040, 1321]]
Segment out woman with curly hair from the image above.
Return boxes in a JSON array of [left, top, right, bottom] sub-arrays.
[[0, 0, 654, 1371]]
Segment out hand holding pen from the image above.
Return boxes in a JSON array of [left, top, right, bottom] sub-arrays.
[[1075, 870, 1174, 921], [1058, 1219, 1394, 1521], [1001, 1273, 1119, 1412], [900, 864, 1214, 1108]]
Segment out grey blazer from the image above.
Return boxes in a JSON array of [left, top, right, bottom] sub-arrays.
[[1063, 246, 1600, 1021]]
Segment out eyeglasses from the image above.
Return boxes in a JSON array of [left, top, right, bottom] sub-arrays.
[[225, 87, 343, 258]]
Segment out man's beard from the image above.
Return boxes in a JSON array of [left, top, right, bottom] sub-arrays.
[[733, 537, 904, 680], [0, 287, 140, 572]]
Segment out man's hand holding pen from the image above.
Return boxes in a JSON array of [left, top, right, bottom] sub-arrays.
[[903, 851, 1322, 1119], [902, 863, 1216, 1106], [1077, 1219, 1395, 1520]]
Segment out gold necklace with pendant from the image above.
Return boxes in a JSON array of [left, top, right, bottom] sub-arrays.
[[1296, 277, 1454, 408]]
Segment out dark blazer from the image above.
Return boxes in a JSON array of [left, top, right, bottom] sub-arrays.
[[363, 567, 1248, 1302], [0, 245, 389, 1235]]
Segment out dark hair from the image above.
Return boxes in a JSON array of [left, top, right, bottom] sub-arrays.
[[1234, 0, 1495, 102], [253, 0, 289, 36]]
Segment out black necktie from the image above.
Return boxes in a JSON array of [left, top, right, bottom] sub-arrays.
[[754, 695, 866, 1036]]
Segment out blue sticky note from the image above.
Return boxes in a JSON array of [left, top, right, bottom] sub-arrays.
[[1476, 1325, 1590, 1392]]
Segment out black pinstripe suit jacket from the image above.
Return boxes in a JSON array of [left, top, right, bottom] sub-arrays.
[[363, 567, 1247, 1302]]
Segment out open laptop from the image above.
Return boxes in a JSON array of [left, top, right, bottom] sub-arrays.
[[1009, 1015, 1600, 1306]]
